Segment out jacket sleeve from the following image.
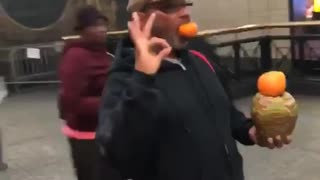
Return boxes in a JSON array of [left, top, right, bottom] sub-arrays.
[[210, 61, 255, 145], [230, 105, 255, 145], [96, 62, 162, 179], [211, 60, 255, 146], [59, 49, 100, 118]]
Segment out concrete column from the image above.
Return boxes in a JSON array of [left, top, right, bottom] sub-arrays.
[[0, 129, 8, 171], [0, 77, 8, 171], [0, 76, 7, 104]]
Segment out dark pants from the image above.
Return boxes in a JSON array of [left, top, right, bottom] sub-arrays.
[[68, 138, 122, 180]]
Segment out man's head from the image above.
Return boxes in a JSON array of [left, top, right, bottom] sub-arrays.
[[74, 6, 109, 44], [127, 0, 193, 49]]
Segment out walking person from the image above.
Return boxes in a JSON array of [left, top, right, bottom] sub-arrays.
[[96, 0, 292, 180], [58, 6, 120, 180]]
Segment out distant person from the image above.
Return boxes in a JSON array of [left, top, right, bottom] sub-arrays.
[[307, 0, 320, 20], [58, 6, 119, 180], [305, 0, 320, 33]]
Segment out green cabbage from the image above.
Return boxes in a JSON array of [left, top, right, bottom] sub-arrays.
[[251, 92, 298, 140]]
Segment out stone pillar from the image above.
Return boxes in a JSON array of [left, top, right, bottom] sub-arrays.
[[0, 129, 8, 171], [0, 77, 7, 171]]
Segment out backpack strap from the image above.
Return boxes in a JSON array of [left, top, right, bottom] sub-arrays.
[[189, 50, 215, 72]]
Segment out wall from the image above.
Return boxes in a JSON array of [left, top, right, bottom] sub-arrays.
[[191, 0, 291, 60], [0, 0, 85, 46], [191, 0, 290, 30], [0, 0, 291, 46], [0, 0, 122, 46]]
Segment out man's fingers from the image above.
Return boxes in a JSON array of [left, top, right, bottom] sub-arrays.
[[248, 126, 257, 144], [143, 13, 156, 37], [127, 21, 134, 35], [157, 47, 172, 60], [128, 13, 171, 60], [128, 22, 140, 46], [267, 137, 275, 149], [149, 37, 171, 49], [128, 20, 138, 36], [284, 135, 292, 144], [128, 12, 143, 43], [274, 135, 283, 148], [132, 12, 141, 30], [149, 37, 172, 58]]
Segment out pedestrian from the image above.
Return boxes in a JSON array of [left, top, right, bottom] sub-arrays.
[[96, 1, 292, 180], [58, 5, 120, 180]]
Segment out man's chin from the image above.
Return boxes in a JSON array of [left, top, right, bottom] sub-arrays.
[[173, 37, 189, 49]]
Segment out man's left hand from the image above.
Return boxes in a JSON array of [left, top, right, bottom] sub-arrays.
[[249, 126, 292, 149]]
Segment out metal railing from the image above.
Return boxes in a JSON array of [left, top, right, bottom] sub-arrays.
[[62, 20, 320, 39], [0, 42, 64, 92], [79, 19, 320, 86], [61, 20, 320, 75], [0, 20, 308, 88]]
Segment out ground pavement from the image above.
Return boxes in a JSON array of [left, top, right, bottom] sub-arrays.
[[0, 87, 319, 180]]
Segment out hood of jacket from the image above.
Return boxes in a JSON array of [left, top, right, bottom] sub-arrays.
[[62, 38, 107, 55]]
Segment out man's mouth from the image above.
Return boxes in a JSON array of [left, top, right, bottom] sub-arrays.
[[177, 21, 190, 32], [181, 19, 191, 25], [182, 15, 191, 23]]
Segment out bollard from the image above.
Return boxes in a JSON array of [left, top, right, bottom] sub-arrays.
[[0, 76, 8, 171], [0, 128, 8, 171], [0, 76, 7, 104]]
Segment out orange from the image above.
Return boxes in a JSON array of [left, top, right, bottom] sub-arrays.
[[257, 71, 286, 97], [178, 22, 198, 38]]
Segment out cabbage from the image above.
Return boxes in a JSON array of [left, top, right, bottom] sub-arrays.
[[251, 92, 298, 145]]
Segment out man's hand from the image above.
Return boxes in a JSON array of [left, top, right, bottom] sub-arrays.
[[249, 126, 292, 149], [128, 12, 172, 75]]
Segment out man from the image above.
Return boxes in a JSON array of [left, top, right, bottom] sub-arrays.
[[96, 1, 292, 180]]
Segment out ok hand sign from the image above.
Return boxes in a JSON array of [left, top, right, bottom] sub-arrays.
[[128, 12, 172, 75]]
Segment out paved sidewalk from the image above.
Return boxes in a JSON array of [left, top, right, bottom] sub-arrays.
[[0, 87, 75, 180], [0, 87, 319, 180]]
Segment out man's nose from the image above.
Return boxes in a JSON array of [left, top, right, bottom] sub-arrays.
[[178, 7, 191, 20]]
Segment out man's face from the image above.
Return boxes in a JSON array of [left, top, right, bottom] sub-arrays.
[[140, 1, 193, 49]]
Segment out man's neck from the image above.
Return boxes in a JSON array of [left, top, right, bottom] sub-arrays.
[[168, 47, 188, 59], [167, 50, 178, 59]]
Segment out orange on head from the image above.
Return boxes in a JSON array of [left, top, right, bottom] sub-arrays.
[[178, 22, 198, 38], [257, 71, 286, 97]]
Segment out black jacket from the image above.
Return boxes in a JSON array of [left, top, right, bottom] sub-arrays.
[[96, 37, 255, 180]]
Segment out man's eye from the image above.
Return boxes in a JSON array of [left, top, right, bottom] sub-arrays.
[[162, 6, 179, 13]]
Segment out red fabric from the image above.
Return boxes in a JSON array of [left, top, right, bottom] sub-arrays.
[[190, 50, 215, 72], [59, 39, 112, 132]]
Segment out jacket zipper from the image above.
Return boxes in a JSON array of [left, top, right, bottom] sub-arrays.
[[186, 54, 234, 177]]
